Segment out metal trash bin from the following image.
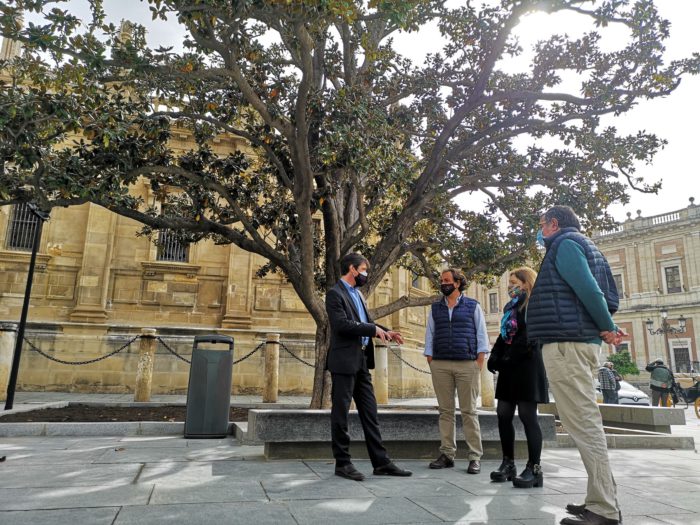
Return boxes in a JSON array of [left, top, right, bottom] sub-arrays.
[[184, 335, 234, 438]]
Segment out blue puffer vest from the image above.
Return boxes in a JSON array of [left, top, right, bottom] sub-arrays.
[[528, 227, 619, 343], [431, 296, 479, 360]]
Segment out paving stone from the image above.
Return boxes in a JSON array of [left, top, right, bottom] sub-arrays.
[[118, 436, 189, 448], [445, 474, 565, 496], [114, 502, 296, 525], [616, 476, 700, 495], [150, 480, 268, 504], [642, 492, 700, 513], [0, 463, 142, 488], [0, 484, 153, 511], [286, 496, 439, 524], [0, 447, 107, 465], [93, 445, 247, 463], [361, 477, 470, 498], [408, 494, 561, 521], [262, 477, 375, 500], [540, 493, 694, 518], [650, 514, 700, 525], [0, 507, 120, 525]]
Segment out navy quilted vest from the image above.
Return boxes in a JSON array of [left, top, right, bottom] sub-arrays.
[[528, 228, 619, 343], [431, 296, 478, 360]]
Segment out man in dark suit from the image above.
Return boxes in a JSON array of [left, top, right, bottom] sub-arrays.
[[326, 252, 412, 481]]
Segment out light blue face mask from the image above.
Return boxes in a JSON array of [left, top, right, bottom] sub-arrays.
[[536, 229, 545, 247]]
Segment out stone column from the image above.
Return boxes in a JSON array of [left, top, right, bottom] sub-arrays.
[[480, 362, 495, 409], [373, 343, 389, 405], [69, 204, 117, 322], [263, 333, 280, 403], [134, 328, 157, 402], [0, 323, 18, 402]]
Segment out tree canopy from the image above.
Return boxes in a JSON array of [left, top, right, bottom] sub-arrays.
[[1, 0, 697, 405]]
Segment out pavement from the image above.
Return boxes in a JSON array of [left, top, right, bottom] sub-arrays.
[[1, 393, 699, 525]]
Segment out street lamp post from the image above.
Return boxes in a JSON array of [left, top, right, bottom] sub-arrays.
[[646, 308, 687, 371], [4, 204, 50, 410]]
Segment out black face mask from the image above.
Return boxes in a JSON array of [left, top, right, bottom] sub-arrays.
[[354, 271, 368, 288], [440, 283, 456, 296]]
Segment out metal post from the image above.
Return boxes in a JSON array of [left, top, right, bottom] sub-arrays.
[[4, 205, 49, 410]]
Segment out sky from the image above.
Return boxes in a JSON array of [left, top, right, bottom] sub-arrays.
[[20, 0, 700, 223]]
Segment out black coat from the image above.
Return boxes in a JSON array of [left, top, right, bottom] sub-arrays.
[[326, 281, 386, 374], [488, 307, 548, 403]]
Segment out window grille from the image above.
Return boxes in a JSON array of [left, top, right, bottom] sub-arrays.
[[612, 273, 624, 298], [673, 346, 691, 373], [6, 203, 40, 251], [664, 266, 682, 294], [157, 230, 189, 262], [489, 292, 499, 314]]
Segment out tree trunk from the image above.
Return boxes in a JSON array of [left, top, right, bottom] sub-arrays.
[[310, 322, 331, 408]]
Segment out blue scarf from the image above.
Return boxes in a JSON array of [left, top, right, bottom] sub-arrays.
[[499, 291, 525, 344]]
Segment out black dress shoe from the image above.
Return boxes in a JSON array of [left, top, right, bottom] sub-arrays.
[[560, 509, 619, 525], [429, 453, 455, 469], [490, 457, 516, 482], [335, 464, 365, 481], [467, 460, 481, 474], [373, 462, 412, 476]]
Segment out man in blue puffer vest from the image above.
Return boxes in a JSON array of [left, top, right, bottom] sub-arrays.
[[424, 268, 489, 475], [528, 205, 624, 525]]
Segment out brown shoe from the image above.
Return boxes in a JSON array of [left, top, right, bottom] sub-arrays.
[[566, 505, 622, 524], [566, 503, 586, 516], [429, 453, 454, 469], [560, 509, 619, 525], [467, 459, 481, 474]]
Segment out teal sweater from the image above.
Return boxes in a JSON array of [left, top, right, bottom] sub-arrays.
[[554, 240, 616, 344]]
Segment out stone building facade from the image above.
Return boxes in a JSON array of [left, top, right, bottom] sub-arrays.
[[0, 192, 441, 397]]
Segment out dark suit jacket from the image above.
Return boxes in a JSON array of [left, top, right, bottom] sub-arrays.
[[326, 281, 386, 374]]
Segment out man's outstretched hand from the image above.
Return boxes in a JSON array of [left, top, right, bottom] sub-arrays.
[[374, 327, 404, 344], [387, 331, 404, 344]]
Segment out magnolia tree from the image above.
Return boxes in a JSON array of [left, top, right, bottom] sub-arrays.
[[0, 0, 697, 406]]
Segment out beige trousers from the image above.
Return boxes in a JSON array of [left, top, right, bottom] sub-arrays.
[[429, 359, 483, 460], [543, 342, 620, 520]]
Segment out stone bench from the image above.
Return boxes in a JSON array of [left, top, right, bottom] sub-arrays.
[[238, 409, 556, 460], [538, 403, 686, 434]]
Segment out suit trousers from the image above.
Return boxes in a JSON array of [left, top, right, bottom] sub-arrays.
[[429, 358, 483, 460], [543, 342, 620, 521], [330, 363, 390, 468]]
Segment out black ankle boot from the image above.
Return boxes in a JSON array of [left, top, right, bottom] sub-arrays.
[[512, 462, 543, 488], [490, 457, 517, 482]]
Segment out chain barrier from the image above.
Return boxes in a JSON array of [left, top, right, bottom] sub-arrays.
[[24, 335, 139, 366], [156, 337, 265, 365], [233, 342, 264, 364], [156, 337, 192, 364], [278, 341, 315, 368], [388, 345, 431, 375]]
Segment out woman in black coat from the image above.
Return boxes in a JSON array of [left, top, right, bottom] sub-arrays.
[[487, 266, 547, 488]]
